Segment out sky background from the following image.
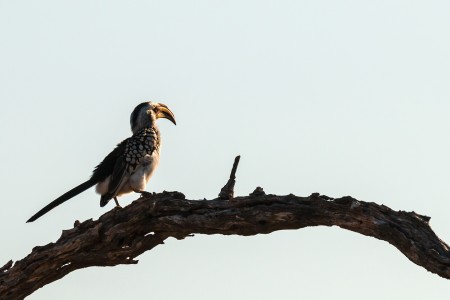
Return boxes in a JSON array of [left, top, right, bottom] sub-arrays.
[[1, 1, 450, 299]]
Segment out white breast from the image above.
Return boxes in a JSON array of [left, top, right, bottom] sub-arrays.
[[128, 152, 160, 192]]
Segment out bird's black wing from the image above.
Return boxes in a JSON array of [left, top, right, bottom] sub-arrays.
[[97, 138, 131, 206], [99, 153, 128, 207]]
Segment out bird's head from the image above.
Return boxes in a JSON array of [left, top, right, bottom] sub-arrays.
[[130, 101, 176, 134]]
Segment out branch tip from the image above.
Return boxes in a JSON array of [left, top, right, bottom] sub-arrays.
[[0, 260, 13, 273]]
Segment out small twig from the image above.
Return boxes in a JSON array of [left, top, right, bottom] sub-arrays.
[[218, 155, 241, 200], [229, 155, 240, 180]]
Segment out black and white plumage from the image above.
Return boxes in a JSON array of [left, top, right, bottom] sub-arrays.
[[27, 101, 176, 222]]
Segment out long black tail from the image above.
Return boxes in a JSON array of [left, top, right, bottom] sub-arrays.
[[27, 179, 97, 222]]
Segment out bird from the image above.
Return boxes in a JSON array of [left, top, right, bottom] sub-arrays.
[[27, 101, 176, 222]]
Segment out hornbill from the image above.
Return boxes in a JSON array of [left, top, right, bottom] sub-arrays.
[[27, 101, 176, 222]]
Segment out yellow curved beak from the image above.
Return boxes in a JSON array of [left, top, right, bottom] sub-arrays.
[[156, 104, 176, 125]]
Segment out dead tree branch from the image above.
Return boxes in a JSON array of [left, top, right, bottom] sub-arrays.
[[1, 157, 450, 299]]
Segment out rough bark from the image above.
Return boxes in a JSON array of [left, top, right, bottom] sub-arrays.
[[1, 190, 450, 299]]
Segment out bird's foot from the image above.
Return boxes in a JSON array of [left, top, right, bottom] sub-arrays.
[[138, 191, 153, 198]]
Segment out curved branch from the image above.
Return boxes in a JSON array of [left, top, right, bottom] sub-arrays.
[[1, 190, 449, 299]]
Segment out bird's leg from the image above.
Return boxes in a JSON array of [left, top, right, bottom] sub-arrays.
[[113, 197, 122, 208]]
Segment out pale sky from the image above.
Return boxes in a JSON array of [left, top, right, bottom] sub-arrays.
[[1, 1, 450, 299]]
